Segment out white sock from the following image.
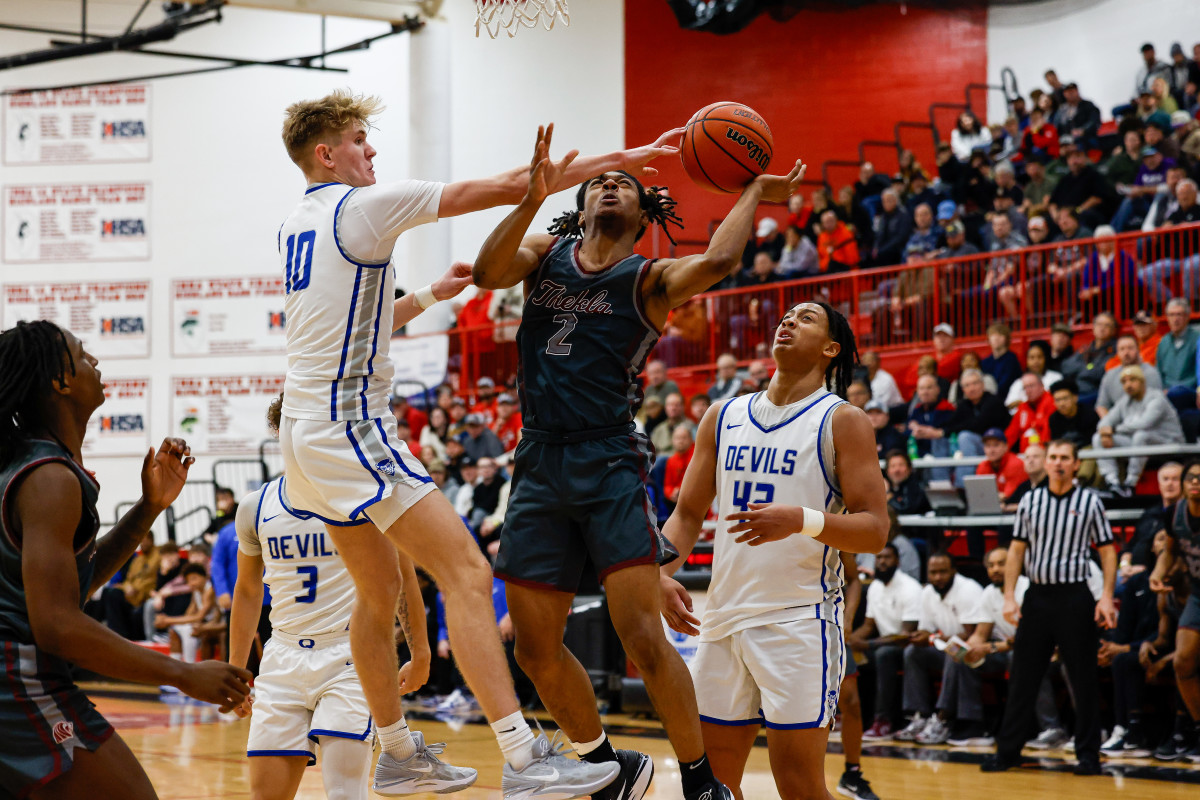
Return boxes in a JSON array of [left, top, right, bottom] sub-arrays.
[[572, 731, 607, 757], [376, 718, 417, 761], [492, 711, 536, 770]]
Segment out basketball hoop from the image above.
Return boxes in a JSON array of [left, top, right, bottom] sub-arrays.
[[474, 0, 570, 38]]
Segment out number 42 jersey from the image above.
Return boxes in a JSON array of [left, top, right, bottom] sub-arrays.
[[702, 390, 848, 643], [237, 477, 356, 637]]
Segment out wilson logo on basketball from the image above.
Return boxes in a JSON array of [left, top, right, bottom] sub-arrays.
[[52, 721, 74, 744], [724, 128, 770, 170]]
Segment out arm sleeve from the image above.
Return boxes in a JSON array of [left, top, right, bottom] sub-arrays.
[[337, 180, 445, 264], [235, 488, 264, 557]]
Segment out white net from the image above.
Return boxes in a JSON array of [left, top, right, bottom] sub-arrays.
[[474, 0, 570, 38]]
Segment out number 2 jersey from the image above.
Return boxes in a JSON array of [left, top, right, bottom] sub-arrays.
[[516, 237, 660, 434], [279, 180, 444, 423], [702, 390, 847, 643], [237, 477, 355, 636]]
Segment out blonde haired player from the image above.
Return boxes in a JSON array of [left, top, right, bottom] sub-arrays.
[[275, 89, 681, 797], [659, 302, 888, 800]]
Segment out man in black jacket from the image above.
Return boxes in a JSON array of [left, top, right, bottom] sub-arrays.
[[1053, 83, 1102, 150], [872, 188, 913, 267], [868, 400, 907, 457], [936, 368, 1011, 485], [885, 450, 930, 515]]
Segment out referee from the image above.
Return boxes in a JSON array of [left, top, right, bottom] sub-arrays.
[[982, 439, 1117, 775]]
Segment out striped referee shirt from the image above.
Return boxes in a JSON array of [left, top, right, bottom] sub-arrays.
[[1012, 485, 1113, 584]]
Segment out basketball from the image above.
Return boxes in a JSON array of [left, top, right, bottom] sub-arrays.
[[681, 101, 775, 194]]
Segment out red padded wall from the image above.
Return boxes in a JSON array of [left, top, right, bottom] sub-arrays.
[[625, 2, 988, 241]]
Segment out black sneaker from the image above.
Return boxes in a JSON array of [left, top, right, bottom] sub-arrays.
[[836, 770, 880, 800], [1073, 757, 1102, 776], [592, 749, 654, 800], [1153, 731, 1194, 761], [980, 753, 1025, 772], [684, 781, 734, 800]]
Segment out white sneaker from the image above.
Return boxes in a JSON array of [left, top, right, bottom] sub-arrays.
[[893, 714, 929, 742], [501, 732, 619, 799], [373, 732, 478, 796], [1029, 726, 1070, 750], [916, 716, 951, 745], [1100, 725, 1127, 753]]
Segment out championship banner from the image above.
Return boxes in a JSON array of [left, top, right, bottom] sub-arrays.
[[3, 84, 150, 165], [390, 333, 450, 393], [3, 182, 151, 263], [84, 377, 151, 457], [1, 280, 150, 358], [171, 374, 285, 455], [171, 276, 287, 357]]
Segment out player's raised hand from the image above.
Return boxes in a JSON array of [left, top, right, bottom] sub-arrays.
[[432, 261, 474, 302], [621, 127, 686, 179], [175, 660, 253, 713], [660, 574, 700, 636], [726, 502, 807, 546], [398, 656, 430, 695], [141, 437, 195, 514], [752, 160, 807, 204]]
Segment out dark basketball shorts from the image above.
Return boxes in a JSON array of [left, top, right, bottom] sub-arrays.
[[0, 642, 114, 798], [1182, 594, 1200, 632], [844, 650, 858, 678], [495, 429, 678, 593]]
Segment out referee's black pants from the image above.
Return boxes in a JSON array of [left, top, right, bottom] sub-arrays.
[[995, 582, 1101, 762]]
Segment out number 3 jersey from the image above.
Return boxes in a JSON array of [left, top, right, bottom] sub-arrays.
[[516, 237, 659, 433], [702, 390, 847, 643], [237, 477, 356, 637]]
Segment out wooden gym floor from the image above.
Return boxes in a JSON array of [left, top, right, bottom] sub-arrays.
[[89, 686, 1200, 799]]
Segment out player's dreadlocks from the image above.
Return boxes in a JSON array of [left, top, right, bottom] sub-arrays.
[[0, 321, 75, 468], [548, 171, 684, 245], [813, 300, 859, 399]]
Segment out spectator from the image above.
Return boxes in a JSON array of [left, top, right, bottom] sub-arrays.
[[977, 428, 1029, 500], [885, 450, 931, 516], [655, 296, 707, 367], [746, 359, 772, 391], [467, 457, 506, 534], [895, 553, 987, 744], [662, 424, 695, 508], [471, 376, 499, 426], [1100, 129, 1144, 191], [785, 192, 813, 234], [1178, 111, 1200, 167], [443, 436, 468, 484], [904, 171, 940, 216], [1005, 341, 1063, 409], [736, 250, 782, 288], [455, 288, 496, 378], [753, 216, 784, 261], [1120, 462, 1182, 581], [970, 214, 1026, 321], [855, 161, 892, 213], [805, 187, 835, 241], [950, 352, 999, 404], [1094, 365, 1186, 496], [1048, 379, 1102, 486], [1048, 144, 1112, 229], [776, 224, 819, 278], [689, 392, 712, 422], [491, 392, 522, 453], [650, 392, 696, 457], [420, 405, 452, 462], [872, 188, 913, 267], [847, 380, 871, 410], [908, 374, 955, 462], [1062, 311, 1119, 404], [853, 543, 924, 742], [638, 395, 666, 438], [458, 413, 504, 461], [1004, 443, 1049, 510], [981, 323, 1022, 399], [1153, 75, 1180, 115], [1120, 309, 1164, 369], [1141, 163, 1187, 236], [452, 456, 479, 519], [951, 111, 993, 162], [862, 350, 905, 409], [1078, 226, 1145, 318], [427, 459, 459, 501], [1047, 321, 1076, 372], [867, 400, 906, 457], [905, 203, 942, 257], [1112, 146, 1176, 231], [1006, 372, 1056, 453], [1053, 82, 1102, 149], [200, 486, 239, 541], [1155, 297, 1200, 411], [447, 396, 468, 438], [642, 359, 679, 406], [817, 209, 860, 272], [1158, 180, 1200, 298], [992, 116, 1023, 163], [1097, 334, 1164, 417], [707, 353, 743, 401], [942, 369, 1011, 485], [100, 532, 161, 640], [1021, 158, 1059, 217], [931, 323, 964, 383], [488, 275, 524, 345], [394, 419, 420, 458], [1144, 115, 1181, 161], [1134, 42, 1172, 101], [1020, 107, 1060, 163], [887, 246, 935, 338], [836, 184, 875, 253], [1167, 42, 1193, 103]]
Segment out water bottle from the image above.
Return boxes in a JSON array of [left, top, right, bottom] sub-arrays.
[[950, 432, 961, 458], [907, 436, 919, 462]]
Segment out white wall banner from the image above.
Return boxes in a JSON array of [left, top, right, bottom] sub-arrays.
[[84, 377, 152, 457], [171, 276, 287, 357], [390, 333, 449, 393], [3, 84, 150, 165], [171, 374, 285, 455], [1, 280, 151, 358], [3, 182, 151, 263]]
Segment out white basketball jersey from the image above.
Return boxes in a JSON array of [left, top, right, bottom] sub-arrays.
[[279, 180, 443, 422], [237, 477, 356, 636], [701, 390, 847, 642]]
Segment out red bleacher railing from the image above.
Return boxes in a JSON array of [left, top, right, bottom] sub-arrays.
[[396, 222, 1200, 398]]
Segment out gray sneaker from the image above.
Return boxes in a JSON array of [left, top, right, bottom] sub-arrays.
[[502, 732, 620, 799], [373, 732, 479, 795]]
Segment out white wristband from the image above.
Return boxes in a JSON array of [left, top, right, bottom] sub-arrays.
[[799, 507, 825, 538], [413, 285, 437, 310]]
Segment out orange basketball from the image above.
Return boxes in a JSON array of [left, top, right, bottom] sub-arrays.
[[681, 101, 774, 194]]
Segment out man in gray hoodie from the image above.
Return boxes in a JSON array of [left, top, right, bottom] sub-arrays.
[[1093, 364, 1185, 496]]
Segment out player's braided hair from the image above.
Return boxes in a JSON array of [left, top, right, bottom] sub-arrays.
[[0, 321, 75, 469], [813, 300, 859, 399], [548, 171, 684, 245]]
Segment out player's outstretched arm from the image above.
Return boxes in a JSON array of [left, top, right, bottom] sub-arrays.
[[393, 261, 475, 331], [19, 464, 252, 710], [642, 161, 806, 324], [90, 438, 194, 590]]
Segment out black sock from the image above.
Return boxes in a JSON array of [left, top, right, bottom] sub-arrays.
[[581, 737, 618, 764], [680, 754, 716, 796], [844, 763, 861, 774]]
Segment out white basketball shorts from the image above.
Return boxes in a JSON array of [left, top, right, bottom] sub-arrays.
[[690, 617, 845, 729], [281, 415, 435, 532], [246, 633, 371, 762]]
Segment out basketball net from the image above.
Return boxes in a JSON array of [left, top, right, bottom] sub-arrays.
[[474, 0, 570, 38]]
